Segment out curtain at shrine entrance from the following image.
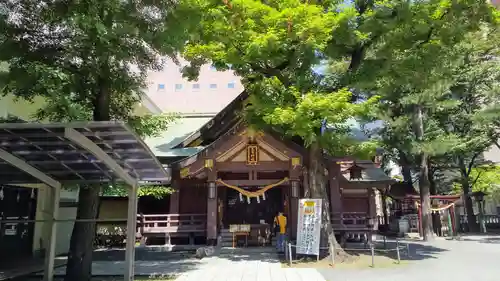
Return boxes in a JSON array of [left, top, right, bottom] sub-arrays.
[[223, 186, 283, 226]]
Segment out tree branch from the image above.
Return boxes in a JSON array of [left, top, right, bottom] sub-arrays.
[[413, 9, 449, 49], [466, 151, 482, 177], [471, 170, 483, 188]]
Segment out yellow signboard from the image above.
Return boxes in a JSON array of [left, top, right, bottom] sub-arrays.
[[304, 201, 316, 215]]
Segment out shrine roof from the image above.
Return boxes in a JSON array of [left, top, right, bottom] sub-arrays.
[[339, 160, 394, 183], [143, 114, 214, 157], [387, 182, 418, 198], [173, 91, 249, 148]]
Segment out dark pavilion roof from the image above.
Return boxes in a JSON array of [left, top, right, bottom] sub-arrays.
[[388, 182, 419, 198], [339, 160, 395, 183]]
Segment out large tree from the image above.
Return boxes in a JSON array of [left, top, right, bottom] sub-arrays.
[[359, 1, 497, 239], [0, 0, 199, 280], [182, 0, 496, 252], [183, 0, 389, 259], [432, 26, 500, 231]]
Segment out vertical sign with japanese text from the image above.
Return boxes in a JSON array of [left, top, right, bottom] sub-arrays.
[[296, 199, 322, 256]]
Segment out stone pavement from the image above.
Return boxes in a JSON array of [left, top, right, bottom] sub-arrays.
[[174, 249, 325, 281]]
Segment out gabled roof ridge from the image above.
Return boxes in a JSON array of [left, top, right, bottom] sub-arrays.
[[173, 91, 248, 148]]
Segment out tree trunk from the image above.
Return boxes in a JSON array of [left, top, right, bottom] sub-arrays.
[[398, 151, 413, 187], [457, 158, 479, 232], [428, 163, 437, 196], [65, 73, 111, 281], [307, 141, 346, 260], [413, 106, 433, 241], [460, 179, 478, 232], [64, 186, 101, 281], [418, 154, 434, 241]]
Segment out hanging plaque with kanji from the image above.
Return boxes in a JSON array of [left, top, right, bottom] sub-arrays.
[[246, 144, 259, 165]]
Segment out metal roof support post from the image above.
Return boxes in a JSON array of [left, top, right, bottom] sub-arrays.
[[44, 185, 61, 281], [124, 183, 139, 281], [0, 148, 62, 281]]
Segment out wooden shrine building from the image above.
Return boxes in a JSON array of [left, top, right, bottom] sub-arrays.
[[103, 93, 395, 247]]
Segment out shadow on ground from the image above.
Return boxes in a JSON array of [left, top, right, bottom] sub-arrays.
[[345, 240, 447, 262], [92, 248, 197, 261], [3, 248, 203, 281], [279, 240, 447, 269]]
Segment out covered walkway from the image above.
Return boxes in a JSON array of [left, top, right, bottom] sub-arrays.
[[0, 121, 170, 281]]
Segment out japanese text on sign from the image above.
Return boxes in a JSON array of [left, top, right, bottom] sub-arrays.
[[296, 199, 322, 256]]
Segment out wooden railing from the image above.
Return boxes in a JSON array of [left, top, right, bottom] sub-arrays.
[[136, 213, 206, 234], [331, 212, 371, 230], [459, 214, 500, 225]]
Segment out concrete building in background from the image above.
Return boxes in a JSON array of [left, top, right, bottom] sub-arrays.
[[144, 58, 243, 114]]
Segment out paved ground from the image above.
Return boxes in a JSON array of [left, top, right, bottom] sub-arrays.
[[41, 235, 500, 281], [172, 235, 500, 281], [174, 249, 325, 281], [318, 235, 500, 281]]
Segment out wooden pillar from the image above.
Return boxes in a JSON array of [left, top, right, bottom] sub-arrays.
[[302, 167, 309, 197], [290, 196, 298, 239], [169, 180, 180, 214], [381, 189, 389, 225], [206, 161, 218, 244], [368, 187, 377, 230], [289, 158, 302, 240], [328, 161, 342, 214]]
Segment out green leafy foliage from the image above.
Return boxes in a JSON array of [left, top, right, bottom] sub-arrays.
[[182, 0, 390, 158], [358, 2, 498, 234], [245, 79, 380, 156], [103, 184, 173, 199], [0, 0, 201, 193], [453, 165, 500, 202], [362, 3, 499, 181], [129, 113, 179, 138]]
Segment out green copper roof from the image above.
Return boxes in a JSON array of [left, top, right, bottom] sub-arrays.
[[144, 114, 214, 157]]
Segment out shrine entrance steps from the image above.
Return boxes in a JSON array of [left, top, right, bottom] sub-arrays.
[[220, 228, 277, 248]]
